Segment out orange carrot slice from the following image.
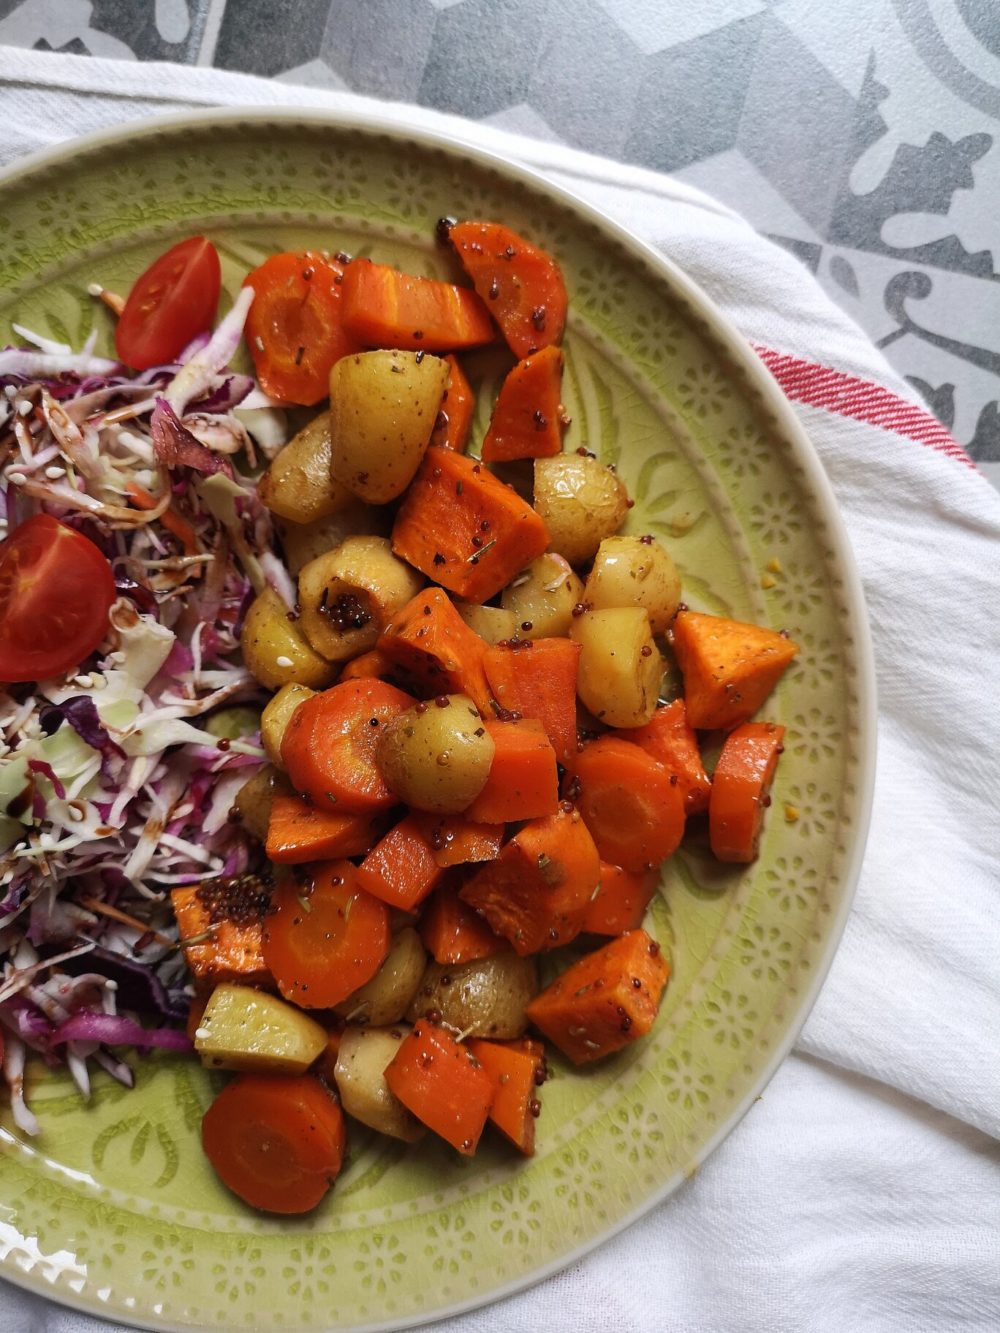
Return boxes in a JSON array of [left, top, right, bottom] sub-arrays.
[[708, 721, 785, 863]]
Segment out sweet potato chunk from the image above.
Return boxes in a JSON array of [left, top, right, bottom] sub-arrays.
[[525, 929, 669, 1064]]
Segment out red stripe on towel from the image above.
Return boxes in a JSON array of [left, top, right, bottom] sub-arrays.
[[754, 345, 976, 470]]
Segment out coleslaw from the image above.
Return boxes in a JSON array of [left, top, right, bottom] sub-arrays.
[[0, 291, 283, 1132]]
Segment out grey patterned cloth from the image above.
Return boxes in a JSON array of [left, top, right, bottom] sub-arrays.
[[0, 0, 998, 489]]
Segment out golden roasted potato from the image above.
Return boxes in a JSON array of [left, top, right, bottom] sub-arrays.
[[240, 587, 336, 690], [257, 411, 353, 523], [584, 535, 681, 634], [376, 694, 494, 814], [454, 602, 519, 645], [260, 683, 314, 769], [570, 607, 663, 727], [277, 501, 391, 576], [297, 536, 423, 663], [334, 928, 427, 1026], [194, 984, 327, 1074], [334, 1026, 425, 1141], [406, 954, 538, 1038], [329, 350, 449, 503], [232, 764, 287, 842], [533, 453, 630, 567], [501, 552, 585, 639]]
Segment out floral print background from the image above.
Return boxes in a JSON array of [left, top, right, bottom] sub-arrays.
[[1, 0, 997, 485]]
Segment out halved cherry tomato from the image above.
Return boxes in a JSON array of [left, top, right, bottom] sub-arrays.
[[262, 860, 390, 1008], [243, 251, 362, 405], [202, 1073, 346, 1214], [0, 515, 116, 683], [115, 236, 221, 370]]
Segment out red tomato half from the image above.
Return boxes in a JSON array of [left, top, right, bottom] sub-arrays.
[[115, 236, 221, 370], [0, 515, 116, 683]]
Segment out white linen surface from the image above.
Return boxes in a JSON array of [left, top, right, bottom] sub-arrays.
[[0, 49, 998, 1333]]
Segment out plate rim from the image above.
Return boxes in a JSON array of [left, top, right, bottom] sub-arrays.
[[0, 103, 877, 1333]]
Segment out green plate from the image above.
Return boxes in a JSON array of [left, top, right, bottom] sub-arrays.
[[0, 109, 875, 1332]]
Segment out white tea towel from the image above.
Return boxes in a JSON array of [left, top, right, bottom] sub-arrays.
[[0, 49, 998, 1333]]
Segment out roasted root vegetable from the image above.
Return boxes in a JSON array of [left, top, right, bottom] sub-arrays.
[[384, 1018, 495, 1154], [467, 1038, 545, 1155], [481, 346, 564, 462], [340, 258, 496, 352], [464, 718, 560, 824], [620, 699, 712, 815], [499, 554, 583, 641], [582, 863, 659, 936], [584, 534, 681, 634], [375, 693, 495, 815], [262, 861, 390, 1009], [261, 683, 314, 769], [333, 927, 427, 1025], [533, 453, 630, 567], [572, 736, 686, 872], [482, 637, 581, 768], [571, 607, 663, 728], [265, 792, 386, 865], [460, 807, 600, 953], [277, 500, 390, 576], [328, 349, 450, 503], [392, 446, 549, 602], [525, 929, 670, 1064], [453, 601, 518, 645], [194, 984, 327, 1074], [243, 251, 360, 404], [406, 952, 538, 1038], [232, 765, 286, 843], [240, 587, 336, 691], [377, 587, 493, 714], [419, 882, 507, 964], [357, 814, 445, 910], [671, 610, 799, 731], [280, 677, 415, 813], [430, 354, 475, 452], [417, 815, 504, 868], [257, 411, 352, 522], [171, 877, 271, 993], [449, 220, 567, 359], [708, 722, 785, 863], [297, 536, 423, 663], [202, 1073, 346, 1213], [333, 1026, 425, 1141]]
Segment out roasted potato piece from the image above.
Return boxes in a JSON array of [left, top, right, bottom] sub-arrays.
[[329, 350, 449, 503], [570, 607, 663, 727], [232, 764, 287, 842], [454, 602, 519, 645], [194, 983, 327, 1074], [406, 953, 538, 1038], [334, 927, 427, 1026], [260, 684, 314, 769], [584, 535, 681, 634], [533, 454, 630, 567], [297, 536, 423, 663], [257, 411, 353, 523], [334, 1025, 425, 1141], [501, 553, 585, 639], [240, 587, 336, 690], [376, 694, 495, 814], [277, 501, 391, 576]]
